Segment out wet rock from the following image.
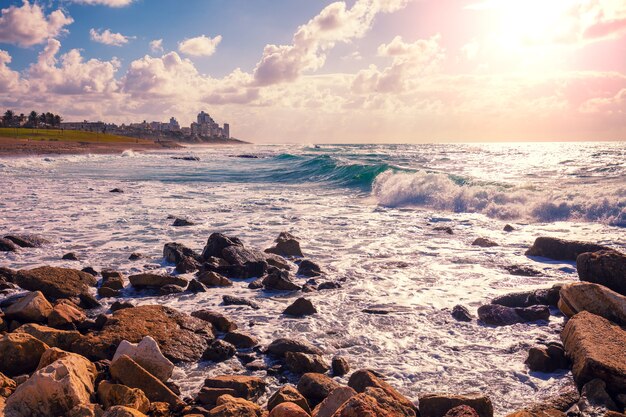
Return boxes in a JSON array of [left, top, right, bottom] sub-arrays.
[[82, 266, 99, 276], [174, 257, 200, 274], [297, 260, 322, 277], [97, 380, 150, 413], [269, 402, 309, 417], [265, 232, 304, 258], [102, 271, 125, 290], [577, 250, 626, 296], [0, 372, 16, 398], [266, 338, 323, 358], [503, 265, 543, 277], [332, 356, 350, 376], [503, 224, 515, 232], [112, 336, 174, 383], [15, 323, 81, 351], [201, 233, 243, 260], [434, 226, 454, 234], [525, 344, 569, 373], [312, 386, 356, 417], [348, 369, 417, 415], [572, 378, 619, 417], [15, 266, 97, 299], [129, 253, 143, 261], [99, 287, 121, 297], [444, 405, 480, 417], [0, 267, 17, 282], [284, 297, 317, 317], [0, 238, 18, 252], [222, 245, 267, 266], [110, 188, 124, 193], [48, 302, 87, 328], [197, 271, 232, 287], [318, 282, 341, 291], [172, 218, 194, 227], [248, 278, 264, 289], [209, 394, 263, 417], [491, 286, 561, 308], [558, 282, 626, 325], [472, 238, 498, 248], [103, 405, 147, 416], [202, 339, 236, 362], [63, 252, 80, 261], [265, 253, 292, 271], [186, 279, 207, 293], [163, 243, 199, 265], [267, 384, 311, 413], [129, 273, 188, 289], [79, 293, 101, 309], [525, 237, 610, 261], [222, 295, 260, 310], [331, 389, 414, 417], [263, 269, 301, 291], [4, 290, 53, 323], [159, 284, 185, 295], [223, 331, 258, 349], [561, 311, 626, 391], [111, 301, 133, 312], [451, 305, 472, 322], [418, 393, 493, 417], [297, 373, 342, 407], [286, 351, 329, 374], [477, 304, 550, 326], [109, 355, 181, 406], [0, 332, 49, 376], [191, 309, 237, 332], [4, 234, 49, 248], [202, 375, 266, 401]]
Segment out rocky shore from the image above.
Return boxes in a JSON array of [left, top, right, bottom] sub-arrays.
[[0, 231, 625, 417]]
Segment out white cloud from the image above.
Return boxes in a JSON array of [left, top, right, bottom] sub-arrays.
[[89, 28, 132, 46], [0, 1, 73, 47], [69, 0, 134, 7], [150, 39, 164, 53], [178, 35, 222, 57], [0, 50, 22, 93]]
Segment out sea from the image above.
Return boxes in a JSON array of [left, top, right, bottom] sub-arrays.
[[0, 142, 624, 415]]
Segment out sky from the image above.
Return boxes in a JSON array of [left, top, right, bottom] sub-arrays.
[[0, 0, 625, 143]]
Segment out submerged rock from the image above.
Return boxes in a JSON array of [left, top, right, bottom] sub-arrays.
[[491, 286, 561, 308], [297, 260, 322, 277], [472, 238, 498, 248], [283, 297, 317, 316], [332, 356, 350, 376], [503, 265, 543, 277], [0, 238, 18, 252], [62, 252, 80, 261], [172, 218, 194, 227], [558, 282, 626, 325], [4, 234, 49, 248], [525, 237, 610, 261], [265, 232, 304, 257], [477, 304, 550, 326], [15, 266, 97, 299], [577, 250, 626, 296], [451, 305, 472, 322], [222, 295, 260, 310]]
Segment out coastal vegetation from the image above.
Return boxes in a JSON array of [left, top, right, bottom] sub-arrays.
[[0, 127, 154, 144]]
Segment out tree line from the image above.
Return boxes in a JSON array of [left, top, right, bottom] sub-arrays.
[[2, 110, 63, 128]]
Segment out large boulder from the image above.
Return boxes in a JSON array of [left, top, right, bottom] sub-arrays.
[[577, 250, 626, 296], [0, 238, 18, 252], [296, 373, 342, 407], [72, 305, 213, 362], [331, 389, 415, 417], [418, 393, 493, 417], [561, 311, 626, 392], [312, 386, 356, 417], [4, 291, 53, 323], [491, 286, 561, 308], [206, 394, 263, 417], [285, 352, 329, 374], [0, 332, 49, 376], [558, 282, 626, 325], [197, 271, 233, 287], [128, 273, 188, 289], [102, 405, 148, 417], [284, 298, 317, 317], [97, 380, 150, 413], [265, 232, 304, 257], [263, 269, 301, 291], [4, 234, 49, 248], [525, 237, 609, 261], [191, 309, 236, 332], [269, 402, 309, 417], [162, 242, 199, 264], [267, 385, 311, 413], [48, 302, 87, 328], [201, 233, 243, 260], [4, 352, 96, 417], [266, 338, 323, 358], [112, 336, 174, 382], [15, 323, 81, 351], [15, 266, 97, 299], [477, 304, 549, 326], [348, 369, 417, 415], [202, 375, 266, 402]]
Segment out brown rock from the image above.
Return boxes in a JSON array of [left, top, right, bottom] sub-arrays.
[[265, 232, 304, 258], [201, 233, 243, 260], [103, 406, 148, 417], [331, 391, 412, 417], [202, 375, 266, 401], [128, 273, 188, 289], [558, 282, 626, 325], [0, 332, 49, 376], [477, 304, 550, 326], [525, 345, 569, 373], [296, 373, 341, 407], [285, 352, 329, 374], [445, 405, 480, 417], [97, 380, 150, 413], [197, 271, 233, 287], [99, 287, 121, 298], [269, 402, 309, 417], [284, 298, 317, 317], [311, 386, 356, 417], [48, 302, 87, 328], [191, 309, 235, 332], [196, 387, 237, 407], [4, 291, 53, 323], [525, 237, 609, 261], [266, 338, 323, 358], [4, 234, 49, 248], [0, 238, 18, 251], [102, 271, 125, 290], [505, 409, 565, 417], [202, 339, 236, 362], [224, 331, 258, 348], [263, 269, 301, 291], [472, 238, 498, 248], [577, 250, 626, 296], [348, 370, 417, 415], [331, 357, 350, 376], [418, 393, 493, 417], [205, 395, 261, 417], [267, 385, 311, 413], [15, 266, 97, 299], [0, 372, 16, 398], [15, 323, 81, 351]]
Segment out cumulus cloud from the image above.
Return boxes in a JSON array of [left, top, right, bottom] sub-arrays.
[[0, 1, 73, 47], [0, 50, 22, 93], [90, 28, 133, 46], [178, 35, 222, 57], [150, 39, 164, 53], [69, 0, 134, 7]]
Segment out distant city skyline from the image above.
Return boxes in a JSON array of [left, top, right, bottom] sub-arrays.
[[0, 0, 625, 142]]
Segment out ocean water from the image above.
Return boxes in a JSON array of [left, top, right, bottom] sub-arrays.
[[0, 142, 624, 414]]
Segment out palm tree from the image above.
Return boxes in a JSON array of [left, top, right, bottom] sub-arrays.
[[3, 110, 14, 126]]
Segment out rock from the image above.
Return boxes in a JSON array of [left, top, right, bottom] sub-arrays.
[[223, 331, 258, 348], [186, 279, 207, 293], [103, 405, 147, 417], [112, 336, 174, 382], [111, 301, 133, 311], [477, 304, 549, 326], [163, 243, 199, 265], [265, 253, 292, 271], [175, 257, 200, 274], [265, 232, 304, 258], [491, 286, 561, 308], [267, 385, 311, 413], [74, 305, 213, 362], [525, 237, 610, 261], [172, 218, 194, 227], [561, 311, 626, 391], [0, 372, 16, 398], [503, 265, 543, 277], [110, 188, 124, 193], [129, 273, 188, 289], [202, 339, 236, 362], [79, 292, 101, 309], [5, 352, 96, 417], [63, 252, 80, 261], [197, 271, 233, 287], [102, 271, 125, 290], [348, 369, 417, 415], [0, 267, 17, 282], [503, 224, 515, 232], [4, 291, 53, 323], [525, 345, 569, 373], [266, 338, 323, 358], [286, 352, 329, 374], [0, 332, 49, 376], [297, 260, 322, 277], [418, 393, 493, 417], [4, 234, 49, 248], [331, 390, 414, 417], [332, 356, 350, 376], [558, 282, 626, 325], [444, 405, 480, 417], [472, 238, 498, 248], [577, 250, 626, 296], [297, 373, 342, 407], [571, 378, 619, 417], [269, 402, 309, 417], [16, 322, 81, 351], [196, 387, 237, 407], [222, 295, 260, 310], [205, 395, 262, 417], [159, 284, 185, 295], [284, 298, 317, 317], [318, 282, 341, 291], [248, 278, 264, 289], [451, 305, 472, 322], [222, 245, 267, 266], [191, 310, 237, 332], [202, 375, 266, 401], [109, 355, 181, 406], [0, 238, 18, 251], [48, 302, 87, 328], [312, 386, 356, 417], [263, 269, 301, 291], [97, 380, 150, 413], [99, 287, 121, 297], [201, 233, 243, 260], [129, 253, 143, 261], [15, 266, 97, 299]]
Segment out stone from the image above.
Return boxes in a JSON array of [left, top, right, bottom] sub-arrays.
[[48, 302, 87, 328], [477, 304, 550, 326], [418, 394, 493, 417], [99, 287, 121, 298], [266, 338, 323, 358], [265, 232, 304, 257], [561, 311, 626, 391], [112, 336, 174, 382], [79, 292, 101, 309], [503, 265, 543, 277], [201, 233, 244, 260], [525, 345, 569, 373], [191, 309, 236, 332], [129, 253, 143, 261], [172, 218, 194, 227], [558, 282, 626, 325], [503, 224, 515, 232], [15, 266, 97, 299], [263, 269, 301, 291], [175, 257, 200, 274], [0, 372, 16, 398], [110, 188, 124, 193], [286, 352, 329, 374], [267, 385, 311, 413], [186, 279, 207, 293], [296, 373, 342, 406], [577, 250, 626, 295], [525, 237, 610, 261], [297, 260, 322, 277], [128, 273, 188, 289], [491, 286, 561, 308], [202, 339, 236, 362], [223, 331, 258, 348], [312, 386, 356, 417], [472, 238, 498, 248], [284, 298, 317, 317], [205, 395, 262, 417], [572, 378, 619, 417], [0, 332, 49, 376], [103, 406, 148, 417], [63, 252, 80, 261], [4, 234, 49, 248], [444, 405, 480, 417], [0, 238, 18, 251], [5, 352, 96, 417], [451, 305, 472, 322], [348, 370, 417, 415], [109, 355, 181, 406], [196, 387, 237, 407], [102, 271, 125, 290], [269, 402, 309, 417], [159, 284, 185, 295], [318, 282, 341, 291], [265, 253, 292, 271], [73, 305, 213, 362], [332, 356, 350, 376], [197, 271, 233, 287], [223, 295, 260, 309], [97, 380, 150, 413], [331, 391, 414, 417], [16, 323, 81, 351], [202, 375, 266, 401], [163, 242, 199, 265], [4, 291, 53, 323]]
